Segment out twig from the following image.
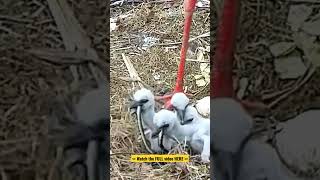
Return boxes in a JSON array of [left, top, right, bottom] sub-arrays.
[[27, 49, 98, 61], [86, 141, 98, 180], [0, 26, 22, 37], [177, 58, 209, 63], [111, 0, 173, 6], [155, 42, 182, 46], [48, 147, 63, 180], [188, 32, 210, 42], [213, 0, 222, 17], [0, 15, 33, 23], [122, 53, 143, 89], [290, 0, 320, 3], [31, 5, 46, 18], [0, 138, 33, 145], [0, 168, 8, 180], [47, 0, 103, 85], [193, 83, 209, 97], [118, 77, 152, 89], [111, 46, 133, 51], [268, 65, 316, 108], [0, 147, 20, 156], [110, 152, 133, 156], [260, 20, 292, 35], [155, 32, 210, 46], [262, 86, 292, 100]]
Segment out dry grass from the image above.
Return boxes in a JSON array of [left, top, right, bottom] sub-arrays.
[[0, 0, 107, 179], [235, 1, 320, 121], [111, 0, 320, 179], [110, 1, 211, 179]]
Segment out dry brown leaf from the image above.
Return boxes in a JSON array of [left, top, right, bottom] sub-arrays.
[[274, 55, 307, 79], [269, 42, 296, 57], [287, 4, 312, 31], [293, 32, 320, 67], [237, 78, 249, 99], [302, 18, 320, 36]]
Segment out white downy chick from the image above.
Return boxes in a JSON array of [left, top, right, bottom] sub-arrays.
[[183, 105, 210, 162], [214, 137, 300, 180], [170, 93, 208, 123], [212, 98, 253, 153], [171, 93, 210, 161], [75, 85, 108, 127], [275, 110, 320, 178], [235, 140, 289, 180], [130, 88, 162, 152], [73, 86, 108, 180], [170, 92, 191, 125], [211, 98, 300, 180], [211, 97, 318, 180], [153, 109, 195, 144], [212, 97, 253, 179], [230, 111, 320, 180], [183, 105, 210, 126], [72, 85, 108, 156], [195, 96, 210, 117], [153, 109, 210, 162], [131, 88, 156, 131]]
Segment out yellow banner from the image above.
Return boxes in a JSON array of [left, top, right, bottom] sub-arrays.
[[130, 154, 190, 163]]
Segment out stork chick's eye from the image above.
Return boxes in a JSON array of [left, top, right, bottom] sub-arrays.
[[185, 118, 194, 123], [160, 124, 169, 129], [140, 99, 149, 103]]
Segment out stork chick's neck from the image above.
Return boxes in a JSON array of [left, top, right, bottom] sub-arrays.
[[169, 120, 197, 141], [141, 105, 155, 129]]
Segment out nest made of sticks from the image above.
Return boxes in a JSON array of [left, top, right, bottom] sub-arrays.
[[110, 0, 211, 179]]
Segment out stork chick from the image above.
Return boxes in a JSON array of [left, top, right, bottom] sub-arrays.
[[274, 110, 320, 179], [211, 97, 298, 180], [183, 105, 210, 162], [66, 85, 109, 180], [130, 88, 162, 153], [171, 92, 209, 125], [75, 85, 108, 127], [170, 92, 191, 125], [212, 97, 253, 179], [231, 139, 289, 180], [152, 109, 210, 162], [195, 96, 210, 117], [130, 88, 156, 131]]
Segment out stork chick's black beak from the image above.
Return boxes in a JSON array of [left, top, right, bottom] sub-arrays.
[[151, 124, 169, 138], [158, 130, 169, 154], [129, 99, 149, 109], [176, 108, 186, 125], [181, 118, 194, 125]]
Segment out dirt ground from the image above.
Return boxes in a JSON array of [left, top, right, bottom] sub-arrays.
[[0, 0, 107, 179]]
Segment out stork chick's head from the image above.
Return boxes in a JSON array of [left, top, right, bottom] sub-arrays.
[[183, 105, 200, 124], [152, 109, 177, 138], [130, 88, 155, 110], [75, 86, 108, 127], [171, 92, 190, 124], [212, 98, 253, 153]]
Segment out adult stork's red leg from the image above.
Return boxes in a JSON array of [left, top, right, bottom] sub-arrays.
[[211, 0, 267, 114], [211, 0, 240, 98], [155, 0, 197, 109]]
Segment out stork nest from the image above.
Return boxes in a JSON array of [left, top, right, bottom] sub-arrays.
[[110, 0, 210, 179], [111, 0, 320, 179], [0, 0, 107, 179]]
